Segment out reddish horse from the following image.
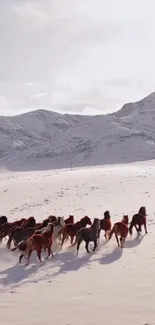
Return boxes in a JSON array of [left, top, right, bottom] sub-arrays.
[[12, 223, 54, 265], [108, 215, 129, 248], [0, 218, 26, 243], [99, 211, 112, 240], [129, 206, 147, 236], [58, 216, 92, 249], [25, 224, 54, 265], [65, 215, 74, 224]]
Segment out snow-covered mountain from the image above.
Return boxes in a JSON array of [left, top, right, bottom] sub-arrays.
[[0, 92, 155, 171]]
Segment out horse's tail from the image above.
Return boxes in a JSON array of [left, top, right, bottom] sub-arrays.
[[69, 231, 81, 248], [11, 245, 18, 251], [58, 226, 65, 237], [129, 222, 133, 236], [7, 231, 14, 249], [10, 240, 23, 251], [58, 226, 68, 241], [108, 224, 118, 241]]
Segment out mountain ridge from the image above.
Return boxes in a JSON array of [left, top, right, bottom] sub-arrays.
[[0, 92, 155, 171]]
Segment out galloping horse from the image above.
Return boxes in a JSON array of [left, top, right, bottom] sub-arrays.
[[25, 223, 55, 265], [58, 216, 92, 249], [70, 218, 100, 253], [99, 211, 112, 240], [7, 217, 36, 249], [0, 218, 26, 243], [108, 215, 129, 248], [129, 206, 147, 236]]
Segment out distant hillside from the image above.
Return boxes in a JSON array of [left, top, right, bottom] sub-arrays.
[[0, 92, 155, 171]]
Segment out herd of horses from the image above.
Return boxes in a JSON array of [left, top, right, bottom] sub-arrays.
[[0, 206, 147, 266]]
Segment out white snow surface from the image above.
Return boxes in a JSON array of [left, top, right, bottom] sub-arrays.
[[0, 160, 155, 324], [0, 92, 155, 171]]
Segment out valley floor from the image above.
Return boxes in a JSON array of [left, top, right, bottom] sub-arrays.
[[0, 161, 155, 325]]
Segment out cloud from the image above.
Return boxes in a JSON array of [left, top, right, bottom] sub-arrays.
[[30, 92, 49, 99], [0, 0, 155, 115]]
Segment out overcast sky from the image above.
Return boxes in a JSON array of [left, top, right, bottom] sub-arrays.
[[0, 0, 155, 116]]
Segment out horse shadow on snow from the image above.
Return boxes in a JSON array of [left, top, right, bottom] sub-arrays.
[[125, 234, 145, 248], [0, 250, 53, 291], [0, 235, 146, 290]]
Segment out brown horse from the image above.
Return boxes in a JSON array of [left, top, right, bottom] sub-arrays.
[[65, 215, 74, 224], [25, 223, 54, 265], [48, 215, 57, 223], [7, 217, 36, 249], [108, 215, 129, 248], [8, 216, 36, 235], [58, 216, 92, 249], [0, 218, 26, 243], [99, 211, 112, 240], [129, 206, 147, 236]]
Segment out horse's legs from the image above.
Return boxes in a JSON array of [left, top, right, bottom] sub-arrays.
[[36, 249, 42, 262], [144, 220, 148, 234], [19, 254, 25, 263], [120, 236, 125, 248], [25, 249, 32, 266], [98, 229, 101, 242], [104, 231, 108, 241], [134, 224, 139, 234], [114, 233, 120, 247], [85, 241, 90, 253], [60, 232, 66, 249], [92, 240, 97, 252], [77, 238, 83, 254], [70, 235, 74, 245], [46, 242, 54, 259], [50, 247, 54, 258]]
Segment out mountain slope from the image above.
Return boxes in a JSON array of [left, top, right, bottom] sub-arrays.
[[0, 93, 155, 171]]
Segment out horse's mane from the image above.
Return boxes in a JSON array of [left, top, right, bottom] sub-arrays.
[[80, 216, 89, 221]]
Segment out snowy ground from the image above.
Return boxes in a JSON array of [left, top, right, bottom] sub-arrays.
[[0, 161, 155, 325]]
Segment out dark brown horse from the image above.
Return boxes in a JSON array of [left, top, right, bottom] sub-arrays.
[[48, 215, 57, 223], [108, 215, 129, 248], [0, 218, 26, 243], [58, 216, 92, 249], [129, 206, 147, 235], [70, 218, 100, 253], [0, 215, 8, 227], [7, 217, 36, 249], [8, 217, 36, 235]]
